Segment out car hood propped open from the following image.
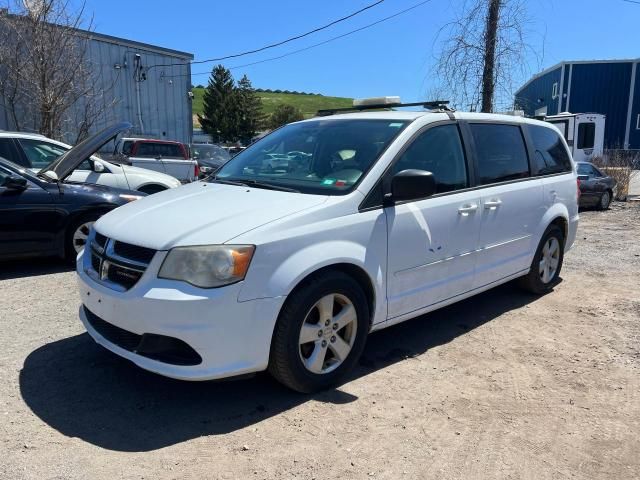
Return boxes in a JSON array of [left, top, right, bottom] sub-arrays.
[[39, 122, 132, 180]]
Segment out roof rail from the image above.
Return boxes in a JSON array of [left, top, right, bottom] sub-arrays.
[[316, 100, 453, 117]]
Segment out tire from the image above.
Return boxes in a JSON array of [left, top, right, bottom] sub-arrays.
[[138, 184, 166, 195], [268, 270, 370, 393], [65, 215, 100, 263], [518, 225, 564, 295], [598, 190, 611, 210]]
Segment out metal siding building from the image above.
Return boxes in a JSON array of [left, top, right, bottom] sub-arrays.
[[0, 27, 193, 145], [515, 59, 640, 149]]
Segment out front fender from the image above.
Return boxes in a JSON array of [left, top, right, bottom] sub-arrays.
[[239, 240, 387, 325]]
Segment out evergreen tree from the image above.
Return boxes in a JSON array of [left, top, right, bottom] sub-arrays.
[[268, 104, 304, 130], [235, 75, 265, 145], [198, 65, 237, 143]]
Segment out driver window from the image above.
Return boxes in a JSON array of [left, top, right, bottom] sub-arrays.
[[391, 124, 468, 193]]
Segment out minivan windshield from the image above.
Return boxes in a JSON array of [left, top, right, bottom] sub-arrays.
[[214, 119, 409, 194]]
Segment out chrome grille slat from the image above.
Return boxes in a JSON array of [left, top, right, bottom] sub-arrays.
[[89, 232, 156, 290]]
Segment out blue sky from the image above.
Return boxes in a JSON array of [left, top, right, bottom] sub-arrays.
[[80, 0, 639, 101]]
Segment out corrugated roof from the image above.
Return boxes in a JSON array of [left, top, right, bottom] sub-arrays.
[[3, 12, 193, 59], [516, 58, 640, 95]]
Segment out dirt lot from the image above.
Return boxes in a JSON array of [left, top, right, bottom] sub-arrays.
[[1, 203, 639, 480]]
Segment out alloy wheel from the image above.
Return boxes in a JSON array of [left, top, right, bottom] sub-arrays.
[[72, 221, 95, 253], [298, 293, 358, 374], [539, 237, 560, 284]]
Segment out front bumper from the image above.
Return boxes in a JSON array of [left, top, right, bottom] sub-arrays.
[[76, 251, 285, 381]]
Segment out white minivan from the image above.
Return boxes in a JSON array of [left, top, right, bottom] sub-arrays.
[[76, 99, 579, 392]]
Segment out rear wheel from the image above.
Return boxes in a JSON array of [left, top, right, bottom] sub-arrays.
[[598, 190, 611, 210], [269, 271, 369, 393], [518, 225, 564, 294]]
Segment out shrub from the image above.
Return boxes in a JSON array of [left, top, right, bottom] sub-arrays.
[[592, 149, 639, 200]]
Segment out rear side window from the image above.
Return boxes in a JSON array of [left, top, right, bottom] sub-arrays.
[[577, 122, 595, 149], [470, 124, 529, 185], [529, 125, 572, 175], [135, 142, 183, 158], [391, 124, 468, 193], [122, 141, 134, 156], [0, 138, 21, 165]]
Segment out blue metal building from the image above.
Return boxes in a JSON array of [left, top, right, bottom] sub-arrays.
[[515, 59, 640, 149]]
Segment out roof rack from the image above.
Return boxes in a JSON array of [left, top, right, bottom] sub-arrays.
[[316, 100, 453, 117]]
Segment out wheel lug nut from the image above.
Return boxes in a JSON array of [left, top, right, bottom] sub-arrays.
[[330, 336, 336, 343], [318, 330, 323, 337], [321, 340, 327, 347], [332, 323, 338, 330], [325, 319, 330, 326]]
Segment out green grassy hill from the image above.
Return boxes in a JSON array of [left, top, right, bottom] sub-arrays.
[[192, 87, 352, 126]]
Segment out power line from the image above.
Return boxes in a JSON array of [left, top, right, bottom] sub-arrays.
[[169, 0, 433, 79], [150, 0, 385, 69]]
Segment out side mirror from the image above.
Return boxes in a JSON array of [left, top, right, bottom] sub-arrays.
[[389, 169, 437, 203], [577, 174, 589, 181], [1, 174, 28, 190], [93, 160, 106, 173]]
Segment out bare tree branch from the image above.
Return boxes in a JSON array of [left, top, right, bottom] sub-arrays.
[[0, 0, 114, 140], [430, 0, 542, 112]]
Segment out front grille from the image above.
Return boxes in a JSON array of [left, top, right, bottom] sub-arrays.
[[91, 253, 101, 273], [89, 231, 156, 291], [94, 232, 108, 248], [107, 263, 143, 290], [84, 306, 202, 366], [113, 241, 156, 264]]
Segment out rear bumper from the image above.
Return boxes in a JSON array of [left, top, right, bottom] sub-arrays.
[[566, 213, 579, 252], [76, 251, 285, 381]]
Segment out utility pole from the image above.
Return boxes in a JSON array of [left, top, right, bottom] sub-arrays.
[[481, 0, 501, 113]]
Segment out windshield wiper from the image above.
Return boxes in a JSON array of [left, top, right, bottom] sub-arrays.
[[210, 177, 249, 187], [235, 179, 300, 193], [212, 177, 300, 193]]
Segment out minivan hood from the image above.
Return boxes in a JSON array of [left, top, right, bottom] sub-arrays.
[[39, 122, 132, 180], [94, 182, 329, 249]]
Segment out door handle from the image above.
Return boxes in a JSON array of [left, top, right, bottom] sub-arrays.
[[458, 203, 479, 215], [484, 199, 502, 210]]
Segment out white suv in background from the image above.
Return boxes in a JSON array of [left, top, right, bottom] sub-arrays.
[[0, 131, 182, 194], [76, 99, 579, 392]]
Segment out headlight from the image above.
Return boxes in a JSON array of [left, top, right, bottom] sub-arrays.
[[119, 193, 144, 202], [158, 245, 255, 288]]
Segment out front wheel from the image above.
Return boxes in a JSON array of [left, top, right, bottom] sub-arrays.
[[518, 225, 564, 294], [269, 271, 370, 393], [65, 216, 98, 262]]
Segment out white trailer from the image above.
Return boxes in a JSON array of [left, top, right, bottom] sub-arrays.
[[545, 112, 606, 163]]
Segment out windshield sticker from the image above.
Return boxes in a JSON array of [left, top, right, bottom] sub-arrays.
[[335, 180, 346, 187], [389, 123, 404, 128], [322, 178, 336, 185]]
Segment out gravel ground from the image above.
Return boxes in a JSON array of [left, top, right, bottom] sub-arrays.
[[1, 203, 639, 480]]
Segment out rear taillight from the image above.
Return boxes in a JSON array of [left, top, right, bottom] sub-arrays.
[[577, 178, 581, 199], [194, 164, 200, 178]]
